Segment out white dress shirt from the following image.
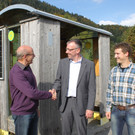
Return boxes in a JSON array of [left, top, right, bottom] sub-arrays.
[[67, 58, 82, 97]]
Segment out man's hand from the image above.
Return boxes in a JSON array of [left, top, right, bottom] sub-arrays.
[[37, 109, 40, 117], [85, 110, 94, 119], [106, 112, 111, 119], [49, 89, 57, 100]]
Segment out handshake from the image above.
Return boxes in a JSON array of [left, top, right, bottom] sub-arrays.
[[49, 89, 57, 100]]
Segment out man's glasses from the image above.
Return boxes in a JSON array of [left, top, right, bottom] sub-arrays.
[[66, 48, 78, 51], [26, 53, 35, 56]]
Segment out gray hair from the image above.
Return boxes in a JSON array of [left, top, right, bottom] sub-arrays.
[[16, 47, 28, 60], [67, 39, 82, 50]]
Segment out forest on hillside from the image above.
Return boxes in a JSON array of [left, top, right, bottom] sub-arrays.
[[0, 0, 135, 66]]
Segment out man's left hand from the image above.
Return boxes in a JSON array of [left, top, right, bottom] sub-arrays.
[[85, 110, 94, 119]]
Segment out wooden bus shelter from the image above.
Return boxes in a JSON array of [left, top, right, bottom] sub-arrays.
[[0, 4, 112, 135]]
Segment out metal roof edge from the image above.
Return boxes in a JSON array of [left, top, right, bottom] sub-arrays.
[[0, 4, 112, 36], [33, 10, 112, 36], [0, 4, 35, 16]]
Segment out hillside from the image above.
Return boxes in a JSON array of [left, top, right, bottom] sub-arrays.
[[0, 0, 130, 48], [0, 0, 97, 27]]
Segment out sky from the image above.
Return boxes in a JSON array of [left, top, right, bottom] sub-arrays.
[[41, 0, 135, 26]]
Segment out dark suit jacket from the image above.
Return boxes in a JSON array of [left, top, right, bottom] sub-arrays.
[[53, 57, 96, 115]]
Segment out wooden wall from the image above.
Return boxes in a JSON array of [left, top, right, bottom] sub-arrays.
[[38, 18, 61, 135], [0, 27, 9, 131], [21, 18, 40, 81], [98, 34, 110, 116], [21, 18, 61, 135]]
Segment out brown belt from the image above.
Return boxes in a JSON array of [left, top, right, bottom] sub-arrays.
[[114, 104, 135, 111]]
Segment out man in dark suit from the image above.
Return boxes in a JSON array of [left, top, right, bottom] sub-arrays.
[[52, 39, 96, 135]]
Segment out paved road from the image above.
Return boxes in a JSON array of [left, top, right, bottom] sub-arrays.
[[71, 120, 128, 135], [87, 120, 128, 135]]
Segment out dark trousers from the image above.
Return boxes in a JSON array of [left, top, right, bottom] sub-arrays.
[[61, 98, 87, 135], [12, 111, 38, 135]]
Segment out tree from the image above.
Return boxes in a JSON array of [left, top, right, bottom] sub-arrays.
[[122, 26, 135, 62]]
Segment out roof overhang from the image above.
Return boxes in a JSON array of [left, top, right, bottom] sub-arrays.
[[0, 4, 112, 37]]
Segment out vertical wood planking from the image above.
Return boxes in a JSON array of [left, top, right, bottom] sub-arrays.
[[0, 27, 9, 131], [21, 19, 40, 82], [38, 18, 61, 135], [98, 34, 110, 115], [21, 18, 61, 135]]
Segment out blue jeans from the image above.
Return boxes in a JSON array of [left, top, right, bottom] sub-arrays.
[[111, 106, 135, 135], [12, 111, 38, 135]]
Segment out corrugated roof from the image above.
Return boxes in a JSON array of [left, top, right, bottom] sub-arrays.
[[0, 4, 112, 36]]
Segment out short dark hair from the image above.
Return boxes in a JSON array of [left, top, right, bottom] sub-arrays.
[[114, 42, 132, 57], [67, 39, 82, 49]]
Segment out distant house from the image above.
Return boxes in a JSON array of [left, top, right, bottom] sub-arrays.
[[0, 4, 112, 135]]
